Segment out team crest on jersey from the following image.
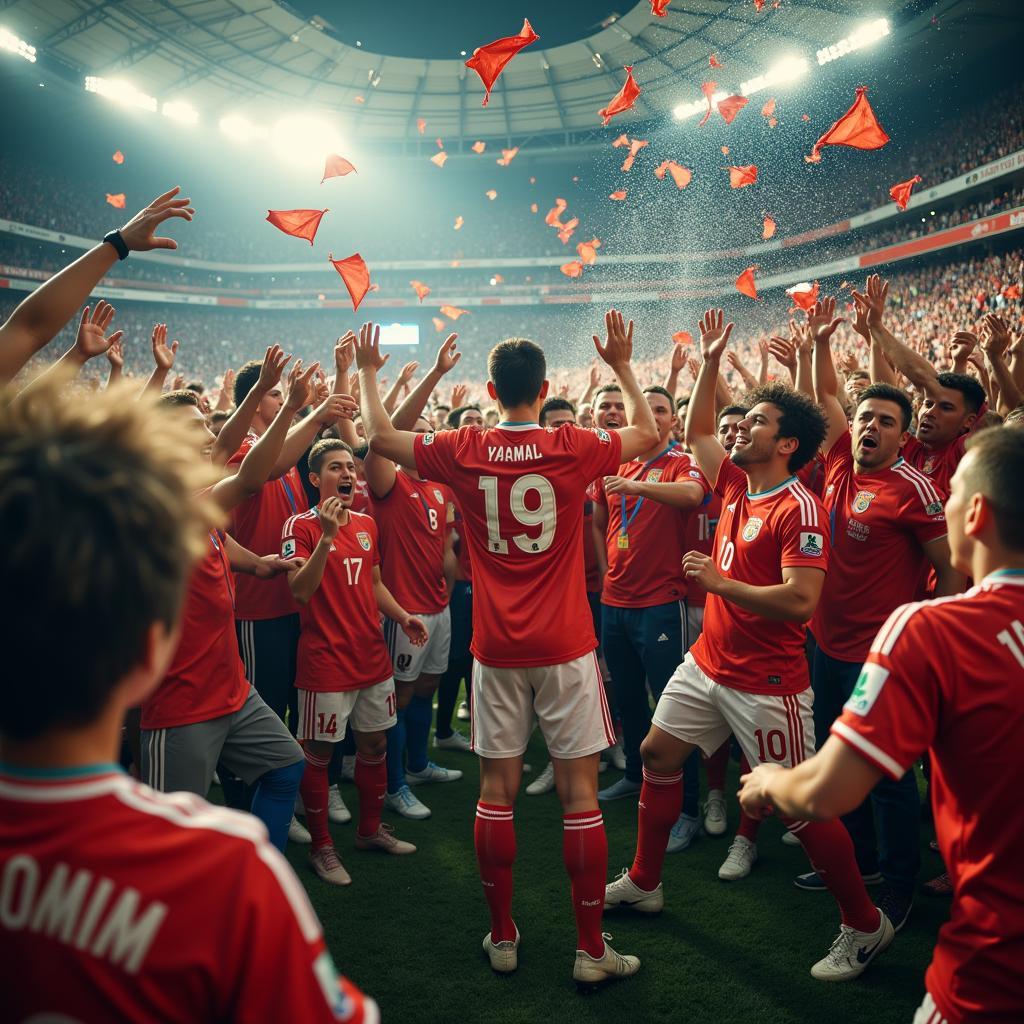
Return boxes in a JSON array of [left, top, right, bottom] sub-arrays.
[[433, 488, 444, 503], [422, 432, 435, 446], [282, 538, 296, 558], [925, 500, 943, 517], [647, 468, 663, 483], [922, 455, 937, 475], [742, 517, 764, 542], [799, 531, 824, 557], [595, 427, 611, 443], [852, 490, 876, 514], [356, 531, 372, 551], [845, 663, 889, 716]]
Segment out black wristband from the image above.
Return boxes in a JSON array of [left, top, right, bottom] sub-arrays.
[[103, 230, 129, 260]]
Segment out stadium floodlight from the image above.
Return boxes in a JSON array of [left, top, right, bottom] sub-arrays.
[[219, 114, 268, 143], [162, 100, 199, 125], [0, 26, 36, 62], [84, 76, 158, 112], [740, 55, 809, 97], [817, 18, 890, 66], [270, 113, 342, 167], [673, 90, 728, 121]]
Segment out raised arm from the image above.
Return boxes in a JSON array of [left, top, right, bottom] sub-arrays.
[[725, 350, 758, 392], [0, 187, 193, 385], [684, 309, 732, 486], [793, 320, 815, 399], [581, 363, 602, 409], [665, 344, 687, 398], [357, 322, 421, 467], [981, 314, 1023, 416], [212, 345, 290, 465], [592, 309, 658, 461], [144, 323, 180, 393], [809, 297, 849, 452]]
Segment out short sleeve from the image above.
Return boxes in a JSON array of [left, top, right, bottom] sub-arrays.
[[367, 518, 381, 567], [413, 429, 460, 483], [901, 486, 949, 547], [714, 457, 747, 499], [777, 495, 830, 572], [830, 604, 939, 780], [227, 434, 256, 469], [589, 476, 607, 507], [823, 429, 853, 477], [282, 518, 313, 560], [668, 453, 711, 501], [570, 425, 622, 485]]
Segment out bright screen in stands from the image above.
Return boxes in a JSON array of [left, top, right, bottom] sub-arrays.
[[378, 322, 420, 347]]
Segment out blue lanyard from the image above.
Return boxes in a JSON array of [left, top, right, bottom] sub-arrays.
[[280, 475, 299, 515], [619, 445, 673, 538]]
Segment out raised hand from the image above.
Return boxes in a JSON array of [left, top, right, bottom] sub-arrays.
[[593, 308, 635, 368], [851, 273, 889, 330], [105, 336, 124, 370], [311, 369, 330, 407], [698, 308, 734, 361], [433, 334, 461, 375], [451, 383, 468, 408], [687, 356, 701, 381], [980, 314, 1011, 358], [725, 351, 745, 373], [670, 341, 688, 374], [75, 301, 123, 360], [283, 359, 317, 411], [317, 496, 345, 540], [838, 351, 861, 374], [118, 186, 195, 252], [334, 332, 356, 376], [558, 383, 571, 399], [222, 367, 235, 394], [807, 297, 844, 345], [151, 323, 179, 370], [398, 360, 420, 387], [256, 344, 290, 395], [354, 322, 389, 372], [768, 336, 796, 371], [313, 393, 358, 425], [589, 364, 602, 388]]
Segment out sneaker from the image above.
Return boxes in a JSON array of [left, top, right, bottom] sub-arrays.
[[782, 829, 802, 846], [309, 845, 351, 886], [406, 761, 463, 785], [607, 741, 627, 771], [340, 755, 356, 782], [355, 822, 416, 855], [597, 777, 642, 802], [526, 761, 556, 795], [703, 789, 727, 836], [604, 869, 664, 913], [573, 934, 640, 985], [809, 909, 894, 981], [666, 813, 700, 853], [795, 869, 883, 891], [288, 815, 311, 845], [876, 887, 913, 933], [457, 700, 470, 721], [718, 836, 758, 881], [434, 731, 472, 752], [384, 784, 431, 819], [482, 926, 520, 974], [328, 785, 352, 824]]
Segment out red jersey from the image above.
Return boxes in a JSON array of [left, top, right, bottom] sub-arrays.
[[282, 510, 392, 692], [831, 572, 1024, 1024], [796, 454, 825, 497], [413, 421, 622, 668], [682, 491, 721, 609], [902, 434, 968, 498], [371, 470, 450, 615], [691, 459, 829, 695], [813, 432, 949, 662], [594, 447, 710, 608], [350, 478, 373, 517], [0, 766, 376, 1024], [141, 531, 248, 730], [228, 433, 309, 621], [451, 498, 473, 584], [582, 498, 600, 593]]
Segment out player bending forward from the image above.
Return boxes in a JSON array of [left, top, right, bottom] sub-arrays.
[[355, 313, 659, 984], [605, 309, 895, 981]]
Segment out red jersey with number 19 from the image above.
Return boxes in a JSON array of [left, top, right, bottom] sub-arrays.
[[282, 510, 392, 692], [830, 572, 1024, 1024], [413, 422, 622, 667], [691, 459, 829, 695]]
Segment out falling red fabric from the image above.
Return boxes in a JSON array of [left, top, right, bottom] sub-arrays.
[[709, 54, 723, 68], [465, 18, 539, 106], [411, 280, 431, 303], [768, 117, 778, 128], [497, 147, 519, 166], [431, 151, 448, 168], [105, 193, 126, 209], [718, 95, 748, 124], [436, 138, 444, 149], [806, 87, 890, 163], [753, 0, 766, 10], [557, 217, 579, 244], [112, 151, 125, 165], [440, 305, 470, 320], [432, 317, 446, 332], [699, 81, 717, 127], [321, 155, 357, 182], [736, 266, 758, 299], [620, 140, 647, 172], [417, 118, 427, 134], [654, 161, 669, 180], [728, 165, 758, 188], [761, 97, 776, 118], [651, 0, 671, 15], [672, 331, 693, 346], [329, 252, 371, 311], [598, 66, 642, 126], [609, 190, 627, 201], [545, 198, 568, 227], [889, 175, 922, 210], [485, 189, 498, 200], [266, 208, 327, 244], [612, 134, 630, 148], [530, 202, 538, 213], [472, 141, 486, 153], [801, 113, 810, 121], [454, 215, 464, 230], [667, 163, 692, 189], [786, 281, 820, 311], [577, 238, 600, 265], [561, 260, 584, 278], [762, 214, 777, 239]]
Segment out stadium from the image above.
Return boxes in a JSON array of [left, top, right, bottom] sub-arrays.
[[1, 0, 1022, 1022]]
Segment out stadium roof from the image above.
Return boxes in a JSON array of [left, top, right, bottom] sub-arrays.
[[3, 0, 1013, 145]]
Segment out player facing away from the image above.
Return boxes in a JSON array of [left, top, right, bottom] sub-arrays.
[[284, 438, 427, 886], [605, 309, 895, 982], [740, 427, 1024, 1023], [0, 378, 376, 1023], [354, 313, 659, 985]]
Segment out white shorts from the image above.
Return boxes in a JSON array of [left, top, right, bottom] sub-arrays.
[[385, 607, 451, 682], [470, 651, 616, 760], [911, 992, 949, 1024], [652, 652, 816, 768], [297, 680, 397, 743]]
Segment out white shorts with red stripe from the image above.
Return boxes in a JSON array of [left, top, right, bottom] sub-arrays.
[[651, 652, 815, 769], [296, 680, 397, 743], [911, 991, 949, 1024], [470, 651, 615, 760]]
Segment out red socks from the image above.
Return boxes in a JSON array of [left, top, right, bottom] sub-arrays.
[[787, 818, 880, 932], [354, 751, 387, 840], [475, 803, 516, 943], [563, 811, 608, 958], [703, 739, 730, 792], [299, 746, 331, 849], [629, 766, 683, 892]]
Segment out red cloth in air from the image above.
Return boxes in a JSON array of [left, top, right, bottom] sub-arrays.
[[736, 266, 758, 299], [465, 18, 539, 106], [761, 97, 776, 117], [266, 208, 327, 244], [786, 281, 819, 311], [497, 147, 519, 166], [440, 305, 469, 320], [609, 190, 627, 200], [599, 66, 641, 126], [112, 150, 124, 164], [718, 95, 748, 124], [417, 117, 427, 134], [728, 165, 758, 188], [328, 252, 371, 311], [889, 175, 922, 210], [431, 151, 448, 168], [411, 280, 430, 302], [672, 331, 693, 345], [763, 214, 777, 239], [472, 140, 486, 153], [105, 193, 126, 209], [709, 54, 722, 68], [651, 0, 671, 15], [807, 86, 890, 163], [561, 260, 584, 278], [321, 154, 357, 182]]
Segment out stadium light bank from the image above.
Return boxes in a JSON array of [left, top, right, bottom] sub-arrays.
[[0, 26, 36, 62]]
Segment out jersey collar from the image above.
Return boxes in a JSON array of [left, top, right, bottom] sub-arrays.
[[0, 761, 124, 779], [984, 569, 1024, 585], [497, 421, 540, 431], [746, 475, 796, 501]]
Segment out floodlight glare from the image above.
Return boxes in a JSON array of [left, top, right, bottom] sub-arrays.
[[817, 18, 890, 66], [0, 26, 36, 62], [219, 114, 268, 143], [740, 56, 809, 97], [270, 113, 342, 167], [162, 100, 199, 125], [84, 76, 158, 112]]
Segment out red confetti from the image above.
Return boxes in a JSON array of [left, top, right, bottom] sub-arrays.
[[598, 66, 642, 126], [786, 281, 820, 311], [768, 117, 778, 128], [410, 280, 431, 303], [801, 113, 810, 121], [530, 202, 538, 213], [454, 215, 464, 230], [612, 134, 630, 148], [417, 118, 427, 134], [578, 238, 600, 265], [105, 193, 126, 209], [545, 198, 568, 227], [806, 87, 890, 164], [753, 0, 766, 10], [557, 217, 579, 244], [654, 161, 669, 180], [485, 189, 498, 200], [432, 317, 446, 332], [721, 145, 730, 155], [889, 174, 922, 211], [472, 140, 486, 153], [465, 18, 539, 107], [431, 151, 448, 168], [699, 81, 717, 126], [440, 305, 470, 320], [266, 208, 327, 244], [728, 165, 758, 188], [560, 260, 584, 278], [761, 97, 776, 118], [321, 154, 358, 182], [112, 151, 124, 165], [621, 139, 647, 173], [762, 214, 777, 240], [667, 163, 692, 189], [735, 266, 758, 300], [436, 138, 444, 149], [718, 95, 749, 125], [328, 252, 371, 311], [672, 331, 693, 345], [497, 147, 519, 166], [709, 54, 723, 68], [493, 274, 505, 284], [609, 190, 627, 201], [651, 0, 671, 15]]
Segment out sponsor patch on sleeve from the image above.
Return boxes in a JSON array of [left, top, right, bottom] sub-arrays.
[[925, 500, 943, 517], [799, 531, 824, 557], [422, 432, 434, 446], [844, 662, 890, 717], [282, 537, 296, 558], [595, 427, 611, 443]]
